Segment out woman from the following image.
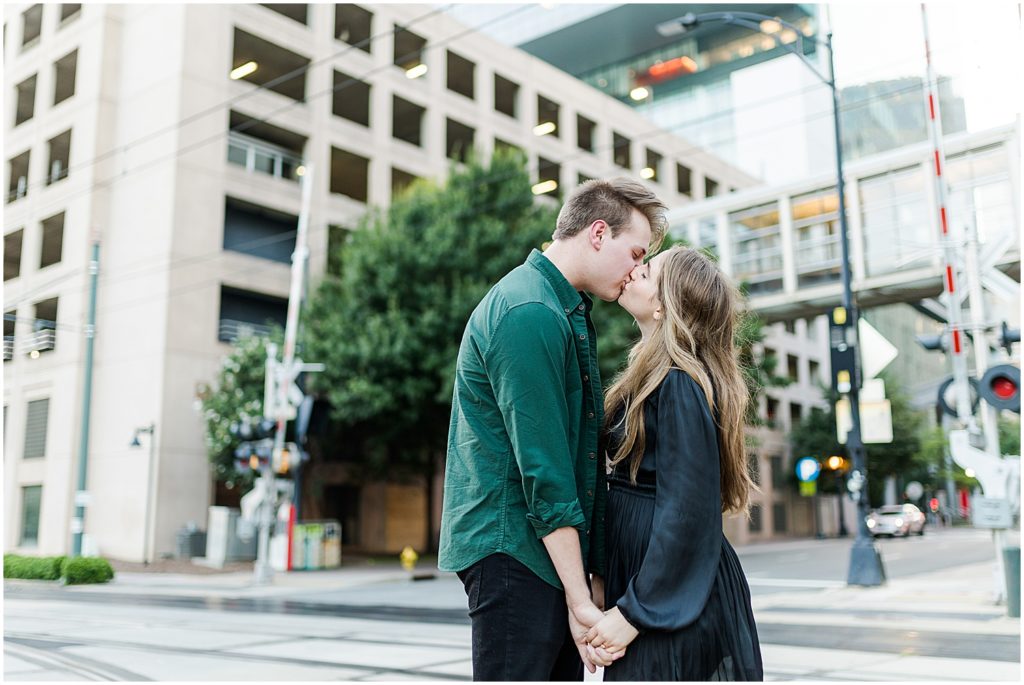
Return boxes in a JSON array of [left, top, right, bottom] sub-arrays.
[[585, 245, 763, 681]]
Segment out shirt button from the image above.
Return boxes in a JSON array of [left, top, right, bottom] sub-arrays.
[[587, 411, 595, 419], [564, 307, 571, 313], [579, 334, 586, 340], [583, 375, 590, 382], [586, 529, 591, 535], [578, 304, 585, 311], [587, 490, 594, 498], [588, 452, 596, 460]]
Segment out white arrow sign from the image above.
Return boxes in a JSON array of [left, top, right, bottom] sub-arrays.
[[858, 318, 899, 380]]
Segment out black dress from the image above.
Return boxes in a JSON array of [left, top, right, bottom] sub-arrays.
[[603, 369, 763, 681]]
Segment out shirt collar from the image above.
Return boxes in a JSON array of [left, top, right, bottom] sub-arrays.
[[526, 249, 591, 315]]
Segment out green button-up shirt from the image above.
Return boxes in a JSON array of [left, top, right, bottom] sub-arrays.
[[439, 250, 607, 590]]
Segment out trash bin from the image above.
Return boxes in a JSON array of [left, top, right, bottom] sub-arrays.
[[1003, 545, 1020, 618]]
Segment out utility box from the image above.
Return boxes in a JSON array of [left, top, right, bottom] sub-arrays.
[[175, 522, 207, 559], [205, 506, 257, 567]]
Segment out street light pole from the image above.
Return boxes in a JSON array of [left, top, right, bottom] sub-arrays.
[[656, 11, 884, 585], [131, 423, 157, 565]]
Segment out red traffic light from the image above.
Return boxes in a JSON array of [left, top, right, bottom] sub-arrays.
[[979, 364, 1020, 413]]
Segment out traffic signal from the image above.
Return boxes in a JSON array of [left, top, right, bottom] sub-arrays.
[[999, 322, 1020, 356], [915, 333, 947, 352], [979, 364, 1020, 413]]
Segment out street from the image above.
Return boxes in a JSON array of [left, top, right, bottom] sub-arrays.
[[4, 527, 1020, 681]]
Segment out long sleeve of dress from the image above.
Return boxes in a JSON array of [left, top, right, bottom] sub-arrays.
[[614, 369, 723, 632]]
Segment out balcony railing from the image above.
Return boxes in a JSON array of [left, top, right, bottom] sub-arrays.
[[227, 132, 302, 182], [218, 318, 273, 344], [20, 329, 55, 356], [3, 336, 13, 361]]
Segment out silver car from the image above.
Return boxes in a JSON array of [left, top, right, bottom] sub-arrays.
[[866, 504, 926, 537]]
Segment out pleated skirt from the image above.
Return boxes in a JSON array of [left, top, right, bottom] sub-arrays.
[[603, 483, 764, 682]]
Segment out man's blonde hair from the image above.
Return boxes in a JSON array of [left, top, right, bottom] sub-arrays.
[[554, 178, 667, 252]]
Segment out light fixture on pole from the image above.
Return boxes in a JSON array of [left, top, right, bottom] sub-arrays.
[[655, 10, 884, 586], [130, 423, 157, 566]]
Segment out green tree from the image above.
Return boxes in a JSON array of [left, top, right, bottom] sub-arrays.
[[301, 151, 555, 521], [999, 414, 1020, 455], [197, 331, 282, 489]]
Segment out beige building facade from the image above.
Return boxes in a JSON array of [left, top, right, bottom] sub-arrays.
[[4, 3, 760, 560]]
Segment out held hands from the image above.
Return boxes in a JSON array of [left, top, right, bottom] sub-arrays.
[[585, 606, 639, 657], [568, 601, 623, 672]]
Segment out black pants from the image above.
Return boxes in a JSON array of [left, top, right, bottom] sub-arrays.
[[457, 553, 583, 681]]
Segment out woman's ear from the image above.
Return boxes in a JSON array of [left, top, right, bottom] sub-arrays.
[[653, 308, 663, 321]]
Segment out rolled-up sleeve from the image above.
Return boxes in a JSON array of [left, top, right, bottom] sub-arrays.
[[614, 369, 722, 631], [485, 303, 586, 539]]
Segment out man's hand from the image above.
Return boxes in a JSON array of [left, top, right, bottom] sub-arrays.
[[591, 574, 606, 611], [568, 601, 604, 673], [585, 606, 639, 655]]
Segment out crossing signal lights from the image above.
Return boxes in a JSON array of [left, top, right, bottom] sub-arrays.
[[979, 364, 1020, 413]]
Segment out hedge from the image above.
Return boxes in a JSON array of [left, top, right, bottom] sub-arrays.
[[3, 554, 114, 584]]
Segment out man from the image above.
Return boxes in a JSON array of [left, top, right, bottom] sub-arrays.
[[439, 178, 667, 680]]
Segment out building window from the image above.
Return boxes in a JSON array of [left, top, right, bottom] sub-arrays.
[[787, 354, 799, 381], [577, 115, 596, 153], [7, 150, 30, 203], [613, 132, 631, 169], [5, 230, 23, 281], [53, 49, 78, 106], [677, 163, 692, 196], [218, 286, 287, 343], [329, 146, 369, 203], [223, 197, 297, 264], [809, 359, 821, 386], [705, 176, 720, 197], [494, 138, 523, 158], [29, 298, 58, 356], [59, 4, 82, 25], [642, 148, 662, 182], [772, 502, 788, 533], [769, 455, 785, 490], [231, 28, 309, 102], [766, 397, 778, 427], [20, 485, 42, 546], [792, 188, 842, 288], [4, 312, 15, 362], [446, 117, 474, 163], [326, 225, 352, 278], [227, 111, 305, 182], [536, 95, 559, 137], [14, 74, 37, 126], [332, 70, 370, 127], [748, 454, 761, 486], [21, 5, 42, 49], [536, 156, 560, 196], [730, 201, 783, 295], [335, 4, 371, 52], [40, 212, 64, 269], [393, 24, 426, 73], [790, 403, 802, 426], [47, 130, 72, 185], [391, 167, 419, 199], [446, 50, 475, 99], [494, 73, 518, 118], [784, 320, 796, 334], [392, 95, 425, 147], [749, 504, 763, 532], [261, 4, 308, 25], [23, 399, 49, 459], [578, 173, 596, 186]]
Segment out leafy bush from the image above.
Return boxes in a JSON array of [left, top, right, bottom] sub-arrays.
[[3, 554, 66, 580], [61, 556, 115, 585], [3, 554, 113, 584]]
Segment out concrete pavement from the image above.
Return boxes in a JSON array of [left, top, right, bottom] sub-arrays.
[[4, 538, 1020, 681]]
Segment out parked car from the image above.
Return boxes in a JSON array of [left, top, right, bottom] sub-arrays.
[[866, 503, 926, 537]]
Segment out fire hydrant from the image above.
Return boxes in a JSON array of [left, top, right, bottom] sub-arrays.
[[400, 545, 419, 572]]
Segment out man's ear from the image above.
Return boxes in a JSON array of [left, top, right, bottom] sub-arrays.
[[589, 220, 607, 250]]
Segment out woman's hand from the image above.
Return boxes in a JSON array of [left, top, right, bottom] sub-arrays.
[[585, 607, 639, 655]]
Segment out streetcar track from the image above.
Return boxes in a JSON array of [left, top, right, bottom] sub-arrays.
[[5, 631, 471, 681]]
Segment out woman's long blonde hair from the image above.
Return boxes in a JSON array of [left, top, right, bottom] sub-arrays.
[[604, 246, 757, 513]]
